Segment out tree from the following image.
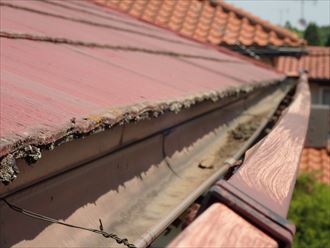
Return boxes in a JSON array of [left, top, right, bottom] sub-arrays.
[[289, 173, 330, 248], [284, 21, 293, 30], [304, 23, 321, 45], [318, 25, 330, 46], [284, 21, 303, 38], [326, 34, 330, 47]]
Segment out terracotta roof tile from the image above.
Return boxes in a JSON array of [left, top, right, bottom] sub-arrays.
[[207, 33, 221, 44], [269, 31, 284, 46], [238, 36, 253, 46], [300, 148, 330, 185], [95, 0, 305, 47], [275, 46, 330, 80], [254, 36, 268, 47]]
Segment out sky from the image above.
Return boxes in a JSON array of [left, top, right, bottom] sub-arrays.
[[226, 0, 330, 29]]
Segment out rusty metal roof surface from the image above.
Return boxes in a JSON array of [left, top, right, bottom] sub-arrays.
[[0, 0, 283, 159], [276, 46, 330, 80], [94, 0, 305, 47]]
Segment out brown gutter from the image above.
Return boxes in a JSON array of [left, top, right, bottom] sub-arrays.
[[135, 81, 295, 248], [169, 74, 310, 247]]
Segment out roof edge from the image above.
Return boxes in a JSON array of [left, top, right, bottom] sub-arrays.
[[229, 45, 308, 56], [0, 78, 284, 183], [217, 0, 306, 45]]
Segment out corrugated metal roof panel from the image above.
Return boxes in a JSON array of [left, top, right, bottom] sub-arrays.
[[0, 0, 283, 157]]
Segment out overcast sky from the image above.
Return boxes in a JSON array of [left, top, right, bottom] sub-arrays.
[[226, 0, 330, 28]]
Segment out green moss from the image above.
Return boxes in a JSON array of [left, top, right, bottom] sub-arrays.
[[289, 172, 330, 248]]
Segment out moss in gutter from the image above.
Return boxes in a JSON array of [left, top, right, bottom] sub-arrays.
[[230, 121, 261, 141]]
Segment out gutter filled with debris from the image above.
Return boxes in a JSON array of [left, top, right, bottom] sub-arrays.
[[0, 80, 297, 248]]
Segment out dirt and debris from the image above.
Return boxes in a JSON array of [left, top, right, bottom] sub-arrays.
[[217, 115, 264, 160], [0, 145, 41, 183], [221, 88, 295, 180], [0, 154, 19, 184], [181, 203, 201, 229], [198, 156, 215, 169], [230, 121, 261, 141]]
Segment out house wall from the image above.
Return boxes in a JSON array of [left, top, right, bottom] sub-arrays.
[[306, 80, 330, 147], [309, 81, 330, 105]]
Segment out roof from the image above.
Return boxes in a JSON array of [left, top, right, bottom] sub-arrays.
[[300, 147, 330, 185], [276, 46, 330, 80], [0, 0, 283, 159], [93, 0, 305, 47]]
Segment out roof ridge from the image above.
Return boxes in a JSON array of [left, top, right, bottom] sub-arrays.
[[90, 0, 281, 71], [92, 0, 306, 47], [216, 0, 304, 44]]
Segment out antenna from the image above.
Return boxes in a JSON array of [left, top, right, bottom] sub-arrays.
[[299, 0, 307, 27]]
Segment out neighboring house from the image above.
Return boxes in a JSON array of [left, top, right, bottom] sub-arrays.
[[276, 46, 330, 106], [276, 46, 330, 184], [300, 147, 330, 185], [276, 46, 330, 146], [94, 0, 306, 65]]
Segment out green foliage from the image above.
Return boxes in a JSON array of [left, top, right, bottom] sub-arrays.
[[326, 34, 330, 47], [283, 21, 330, 46], [319, 26, 330, 46], [289, 173, 330, 248], [284, 21, 304, 38], [304, 23, 321, 45]]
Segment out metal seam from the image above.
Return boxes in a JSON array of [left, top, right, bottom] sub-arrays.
[[0, 31, 243, 64]]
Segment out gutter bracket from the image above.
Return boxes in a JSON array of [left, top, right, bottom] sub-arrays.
[[203, 180, 295, 248]]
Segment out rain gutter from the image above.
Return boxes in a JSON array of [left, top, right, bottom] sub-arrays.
[[135, 81, 296, 248]]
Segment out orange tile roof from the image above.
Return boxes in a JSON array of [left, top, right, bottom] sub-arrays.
[[276, 46, 330, 80], [300, 147, 330, 185], [93, 0, 305, 47]]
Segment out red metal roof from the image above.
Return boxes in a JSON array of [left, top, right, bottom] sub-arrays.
[[276, 46, 330, 80], [0, 0, 283, 157], [94, 0, 305, 47]]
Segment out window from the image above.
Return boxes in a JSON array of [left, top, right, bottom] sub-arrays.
[[321, 88, 330, 106]]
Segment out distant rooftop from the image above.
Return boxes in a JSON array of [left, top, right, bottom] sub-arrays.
[[94, 0, 306, 47], [300, 147, 330, 185], [276, 46, 330, 81]]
